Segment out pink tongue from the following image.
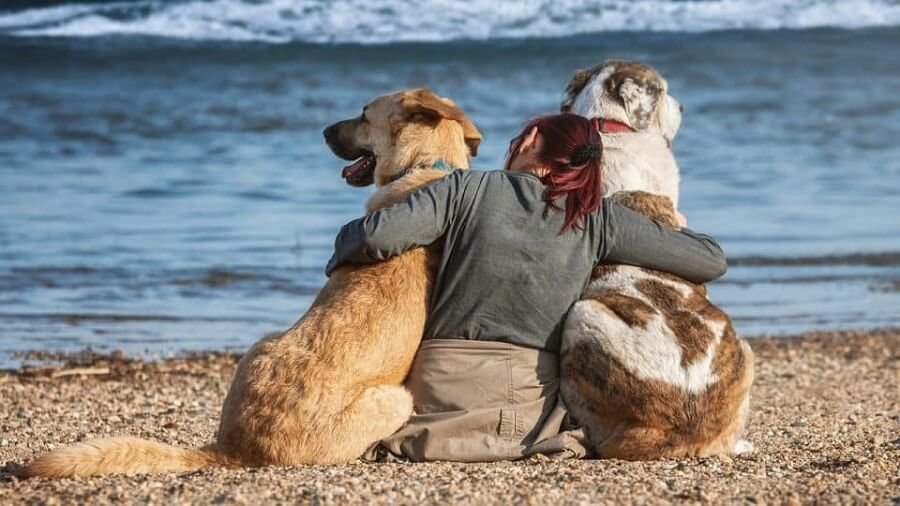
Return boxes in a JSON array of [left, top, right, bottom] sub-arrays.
[[342, 157, 368, 179]]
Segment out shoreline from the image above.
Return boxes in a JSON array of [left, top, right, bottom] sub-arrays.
[[5, 327, 898, 375], [2, 328, 898, 504]]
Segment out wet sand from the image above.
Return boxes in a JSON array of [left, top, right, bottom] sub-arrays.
[[2, 328, 898, 505]]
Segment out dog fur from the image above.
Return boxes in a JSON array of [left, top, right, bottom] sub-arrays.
[[23, 88, 481, 477], [561, 59, 682, 207], [560, 191, 754, 460], [559, 61, 754, 460]]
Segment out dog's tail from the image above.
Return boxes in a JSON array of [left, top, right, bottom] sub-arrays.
[[22, 437, 239, 478]]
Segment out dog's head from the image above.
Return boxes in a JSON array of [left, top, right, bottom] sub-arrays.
[[608, 190, 679, 228], [561, 60, 682, 144], [323, 88, 481, 187]]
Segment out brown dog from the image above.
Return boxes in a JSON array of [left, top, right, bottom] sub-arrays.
[[23, 88, 481, 477], [560, 191, 754, 460]]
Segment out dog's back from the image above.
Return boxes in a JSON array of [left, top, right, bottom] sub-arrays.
[[598, 133, 679, 206], [560, 191, 754, 460]]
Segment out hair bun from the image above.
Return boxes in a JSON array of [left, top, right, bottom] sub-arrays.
[[570, 143, 603, 166]]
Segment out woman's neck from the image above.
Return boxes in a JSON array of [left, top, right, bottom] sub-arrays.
[[525, 164, 550, 178]]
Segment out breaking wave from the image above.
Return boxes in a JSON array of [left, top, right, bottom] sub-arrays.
[[1, 0, 899, 44]]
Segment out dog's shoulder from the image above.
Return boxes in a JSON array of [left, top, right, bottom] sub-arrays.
[[366, 168, 461, 212]]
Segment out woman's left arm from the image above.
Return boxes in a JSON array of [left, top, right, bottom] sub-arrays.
[[599, 200, 728, 283], [325, 171, 465, 276]]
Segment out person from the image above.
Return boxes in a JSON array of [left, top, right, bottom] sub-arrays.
[[326, 113, 727, 462]]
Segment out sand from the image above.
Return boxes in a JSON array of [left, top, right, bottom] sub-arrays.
[[1, 328, 898, 505]]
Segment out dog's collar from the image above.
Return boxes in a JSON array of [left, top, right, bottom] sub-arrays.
[[386, 159, 456, 184], [592, 118, 635, 134]]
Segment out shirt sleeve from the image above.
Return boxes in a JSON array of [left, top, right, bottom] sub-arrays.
[[325, 171, 465, 276], [597, 200, 728, 283]]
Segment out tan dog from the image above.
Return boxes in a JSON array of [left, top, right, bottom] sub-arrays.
[[23, 88, 481, 477], [560, 191, 754, 460]]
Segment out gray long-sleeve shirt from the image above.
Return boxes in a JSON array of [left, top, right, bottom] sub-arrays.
[[327, 170, 726, 351]]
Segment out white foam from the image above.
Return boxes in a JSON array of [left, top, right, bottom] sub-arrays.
[[1, 0, 899, 43]]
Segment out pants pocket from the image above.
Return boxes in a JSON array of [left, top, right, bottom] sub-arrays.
[[498, 408, 526, 440]]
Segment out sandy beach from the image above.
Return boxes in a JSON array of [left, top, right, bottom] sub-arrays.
[[1, 328, 897, 505]]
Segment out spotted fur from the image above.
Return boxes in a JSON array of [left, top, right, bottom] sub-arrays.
[[560, 191, 754, 460]]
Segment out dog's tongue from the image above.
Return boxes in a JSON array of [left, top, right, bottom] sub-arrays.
[[341, 154, 375, 187], [341, 157, 368, 179]]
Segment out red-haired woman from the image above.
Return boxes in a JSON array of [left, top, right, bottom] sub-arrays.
[[326, 113, 726, 462]]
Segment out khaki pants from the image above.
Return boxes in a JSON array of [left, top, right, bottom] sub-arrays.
[[367, 339, 586, 462]]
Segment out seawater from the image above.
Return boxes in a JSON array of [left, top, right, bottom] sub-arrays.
[[0, 8, 898, 364]]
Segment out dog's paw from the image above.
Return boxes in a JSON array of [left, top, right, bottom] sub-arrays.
[[368, 385, 413, 421], [734, 439, 754, 455]]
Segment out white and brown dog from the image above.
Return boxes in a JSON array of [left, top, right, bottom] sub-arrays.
[[559, 60, 754, 460], [561, 59, 682, 208]]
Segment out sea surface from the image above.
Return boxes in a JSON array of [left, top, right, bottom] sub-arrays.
[[1, 0, 899, 366]]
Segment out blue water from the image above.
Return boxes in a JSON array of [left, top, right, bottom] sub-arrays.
[[0, 2, 899, 365]]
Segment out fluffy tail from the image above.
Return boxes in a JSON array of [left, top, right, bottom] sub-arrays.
[[22, 437, 239, 478]]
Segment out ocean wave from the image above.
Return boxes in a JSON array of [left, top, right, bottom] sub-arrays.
[[1, 0, 899, 43], [729, 252, 900, 267]]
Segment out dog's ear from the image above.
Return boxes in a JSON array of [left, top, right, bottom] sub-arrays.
[[560, 68, 594, 112], [609, 76, 662, 131], [398, 89, 482, 157], [461, 121, 482, 157]]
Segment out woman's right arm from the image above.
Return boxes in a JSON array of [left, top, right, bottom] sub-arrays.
[[598, 200, 727, 283], [325, 170, 468, 277]]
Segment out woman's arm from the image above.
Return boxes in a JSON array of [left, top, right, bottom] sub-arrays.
[[325, 171, 465, 276], [598, 200, 727, 283]]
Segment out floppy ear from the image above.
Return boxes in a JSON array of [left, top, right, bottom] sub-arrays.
[[613, 77, 662, 131], [398, 89, 482, 157], [560, 68, 594, 112], [461, 120, 482, 157]]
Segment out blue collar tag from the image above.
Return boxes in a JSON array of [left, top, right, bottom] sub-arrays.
[[387, 159, 457, 183], [431, 159, 455, 172]]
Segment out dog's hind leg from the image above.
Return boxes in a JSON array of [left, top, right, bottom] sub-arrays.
[[326, 385, 414, 464], [596, 426, 676, 461]]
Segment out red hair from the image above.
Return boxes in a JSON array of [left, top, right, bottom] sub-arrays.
[[505, 113, 603, 232]]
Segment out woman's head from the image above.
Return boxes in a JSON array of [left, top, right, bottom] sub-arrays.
[[505, 113, 603, 232]]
